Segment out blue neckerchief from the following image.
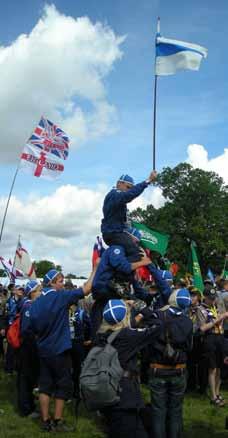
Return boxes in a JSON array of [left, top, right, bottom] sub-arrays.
[[42, 287, 56, 296], [168, 306, 182, 316]]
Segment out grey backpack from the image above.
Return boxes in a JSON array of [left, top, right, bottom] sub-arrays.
[[79, 330, 123, 411]]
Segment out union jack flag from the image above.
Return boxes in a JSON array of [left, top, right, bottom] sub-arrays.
[[27, 116, 69, 161]]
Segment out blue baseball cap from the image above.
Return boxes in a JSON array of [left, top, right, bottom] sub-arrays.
[[125, 227, 141, 241], [118, 174, 134, 186], [169, 288, 192, 309], [103, 299, 127, 325], [43, 269, 62, 286], [25, 280, 40, 296], [159, 270, 173, 281]]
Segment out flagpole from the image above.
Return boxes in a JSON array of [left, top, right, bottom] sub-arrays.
[[153, 17, 160, 171], [0, 162, 20, 244], [153, 74, 158, 171]]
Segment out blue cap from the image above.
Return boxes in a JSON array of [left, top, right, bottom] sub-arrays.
[[43, 269, 62, 286], [103, 299, 127, 325], [25, 280, 39, 296], [125, 227, 141, 241], [15, 285, 25, 292], [169, 288, 191, 309], [118, 174, 134, 186], [160, 270, 173, 281]]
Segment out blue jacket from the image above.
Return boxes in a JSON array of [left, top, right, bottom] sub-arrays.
[[20, 298, 36, 343], [6, 295, 24, 325], [92, 245, 153, 304], [147, 264, 172, 308], [101, 181, 148, 234], [29, 287, 84, 357], [92, 245, 132, 300], [92, 245, 172, 306], [72, 307, 92, 342]]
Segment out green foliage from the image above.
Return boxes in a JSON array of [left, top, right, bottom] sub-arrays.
[[33, 260, 62, 278], [0, 366, 105, 438], [0, 269, 7, 277], [131, 163, 228, 275], [1, 367, 228, 437]]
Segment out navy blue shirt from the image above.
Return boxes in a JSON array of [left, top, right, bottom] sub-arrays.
[[101, 181, 148, 234], [29, 287, 84, 357]]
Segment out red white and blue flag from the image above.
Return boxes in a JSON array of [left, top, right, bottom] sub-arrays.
[[92, 236, 105, 268], [0, 257, 24, 281], [20, 144, 64, 180], [20, 117, 69, 180], [28, 117, 69, 160]]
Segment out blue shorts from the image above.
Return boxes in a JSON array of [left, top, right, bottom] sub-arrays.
[[39, 350, 73, 400]]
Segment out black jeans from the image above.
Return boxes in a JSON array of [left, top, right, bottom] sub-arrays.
[[149, 372, 186, 438], [104, 408, 148, 438], [102, 232, 142, 262]]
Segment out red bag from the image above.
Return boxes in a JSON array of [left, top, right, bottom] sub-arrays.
[[7, 314, 21, 349]]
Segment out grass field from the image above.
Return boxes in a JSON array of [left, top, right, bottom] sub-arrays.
[[1, 367, 228, 438]]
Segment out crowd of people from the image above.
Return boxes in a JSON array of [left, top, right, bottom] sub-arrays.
[[0, 170, 227, 438]]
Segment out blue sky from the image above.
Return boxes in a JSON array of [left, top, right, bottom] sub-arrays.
[[1, 0, 227, 191], [0, 0, 227, 274]]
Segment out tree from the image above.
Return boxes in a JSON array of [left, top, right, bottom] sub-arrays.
[[131, 163, 228, 275], [34, 260, 62, 278]]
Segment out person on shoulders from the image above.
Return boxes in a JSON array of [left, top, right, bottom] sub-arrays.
[[101, 171, 157, 262]]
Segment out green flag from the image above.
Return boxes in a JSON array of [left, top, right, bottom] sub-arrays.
[[190, 241, 204, 292], [132, 221, 169, 256]]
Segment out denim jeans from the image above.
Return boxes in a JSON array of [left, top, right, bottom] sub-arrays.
[[149, 372, 186, 438]]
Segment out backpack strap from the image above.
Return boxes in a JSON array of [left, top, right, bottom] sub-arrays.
[[107, 329, 122, 345]]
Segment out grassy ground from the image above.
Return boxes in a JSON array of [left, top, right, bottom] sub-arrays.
[[1, 368, 228, 438]]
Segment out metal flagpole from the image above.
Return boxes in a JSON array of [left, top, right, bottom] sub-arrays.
[[153, 17, 160, 171], [0, 162, 20, 244]]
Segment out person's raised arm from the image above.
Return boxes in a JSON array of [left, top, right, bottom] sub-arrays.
[[82, 258, 100, 296]]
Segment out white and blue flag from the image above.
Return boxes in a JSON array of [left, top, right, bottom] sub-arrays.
[[155, 34, 207, 76]]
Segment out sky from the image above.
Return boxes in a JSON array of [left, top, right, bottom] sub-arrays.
[[0, 0, 227, 276]]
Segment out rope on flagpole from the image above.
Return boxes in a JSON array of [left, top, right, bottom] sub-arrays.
[[0, 162, 20, 244]]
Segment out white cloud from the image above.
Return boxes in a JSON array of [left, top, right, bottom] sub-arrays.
[[0, 183, 164, 275], [0, 4, 125, 162], [187, 144, 228, 184]]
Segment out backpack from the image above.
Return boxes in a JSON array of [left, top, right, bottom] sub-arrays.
[[160, 310, 181, 364], [7, 313, 21, 349], [79, 329, 123, 411]]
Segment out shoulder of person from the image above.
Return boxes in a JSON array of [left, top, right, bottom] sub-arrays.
[[110, 246, 126, 257]]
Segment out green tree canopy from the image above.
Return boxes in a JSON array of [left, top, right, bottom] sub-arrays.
[[34, 260, 62, 278], [131, 163, 228, 275]]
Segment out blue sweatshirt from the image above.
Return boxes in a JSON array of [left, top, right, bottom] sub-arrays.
[[29, 287, 84, 357], [101, 181, 148, 234], [92, 245, 153, 304]]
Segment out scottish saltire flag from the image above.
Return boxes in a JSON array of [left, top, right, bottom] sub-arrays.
[[155, 33, 207, 76], [20, 144, 64, 180], [0, 256, 24, 281], [28, 117, 69, 160], [92, 236, 105, 268]]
